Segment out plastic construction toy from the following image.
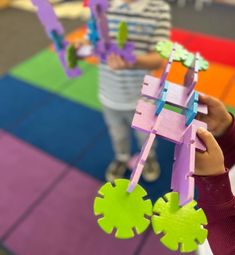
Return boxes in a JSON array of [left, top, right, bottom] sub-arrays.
[[129, 44, 208, 205], [80, 0, 136, 64], [94, 179, 152, 239], [31, 0, 81, 78], [152, 192, 208, 252], [94, 41, 209, 252]]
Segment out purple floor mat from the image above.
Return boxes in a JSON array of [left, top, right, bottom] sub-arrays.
[[0, 130, 68, 237], [139, 232, 195, 255], [5, 170, 143, 255]]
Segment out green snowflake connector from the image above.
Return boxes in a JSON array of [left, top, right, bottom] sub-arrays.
[[117, 21, 128, 49], [93, 179, 152, 239], [152, 192, 208, 253], [183, 52, 209, 71], [156, 41, 188, 61], [66, 44, 78, 69]]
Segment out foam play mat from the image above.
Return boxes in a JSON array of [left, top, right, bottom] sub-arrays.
[[0, 22, 234, 255]]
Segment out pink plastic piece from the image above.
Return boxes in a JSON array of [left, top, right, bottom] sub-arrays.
[[171, 124, 197, 205], [141, 75, 207, 115], [32, 0, 81, 78]]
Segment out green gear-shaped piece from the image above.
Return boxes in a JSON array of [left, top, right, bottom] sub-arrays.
[[156, 41, 188, 61], [183, 52, 209, 71], [94, 179, 152, 239], [66, 44, 78, 69], [117, 21, 128, 49], [152, 192, 208, 253]]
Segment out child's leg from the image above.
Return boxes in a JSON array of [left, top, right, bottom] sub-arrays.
[[134, 130, 160, 182], [122, 110, 161, 182], [102, 106, 132, 182], [103, 106, 131, 161]]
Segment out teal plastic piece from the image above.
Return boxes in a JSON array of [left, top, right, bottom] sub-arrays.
[[184, 91, 199, 126], [66, 44, 78, 69], [49, 30, 64, 51], [117, 21, 128, 49], [183, 52, 209, 71], [152, 192, 208, 253], [155, 81, 169, 115], [156, 41, 188, 61], [88, 15, 99, 47], [94, 179, 152, 239]]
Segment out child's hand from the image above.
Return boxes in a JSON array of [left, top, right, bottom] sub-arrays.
[[107, 53, 134, 70], [197, 94, 233, 137], [195, 127, 225, 176]]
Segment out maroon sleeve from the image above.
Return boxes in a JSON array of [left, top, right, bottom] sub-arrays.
[[216, 114, 235, 169], [194, 171, 235, 255]]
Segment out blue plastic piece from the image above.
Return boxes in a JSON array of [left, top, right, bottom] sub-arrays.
[[155, 81, 169, 115], [87, 15, 100, 47], [184, 91, 199, 126], [49, 30, 64, 51]]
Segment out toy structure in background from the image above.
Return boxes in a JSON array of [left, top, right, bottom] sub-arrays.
[[32, 0, 135, 76], [94, 41, 210, 253], [67, 0, 136, 66], [31, 0, 81, 78], [84, 0, 135, 63]]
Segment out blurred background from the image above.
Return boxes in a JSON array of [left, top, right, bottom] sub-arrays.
[[0, 0, 234, 254]]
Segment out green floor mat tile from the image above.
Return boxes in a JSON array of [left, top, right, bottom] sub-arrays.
[[227, 106, 235, 115], [60, 62, 101, 111], [10, 49, 101, 111], [10, 49, 69, 92]]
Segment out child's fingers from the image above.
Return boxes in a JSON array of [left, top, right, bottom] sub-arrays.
[[199, 93, 219, 107], [197, 127, 220, 153]]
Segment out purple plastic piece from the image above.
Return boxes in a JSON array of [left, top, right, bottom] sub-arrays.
[[171, 124, 197, 205], [96, 41, 136, 64], [31, 0, 64, 35], [88, 0, 136, 64], [89, 0, 108, 17], [32, 0, 81, 78]]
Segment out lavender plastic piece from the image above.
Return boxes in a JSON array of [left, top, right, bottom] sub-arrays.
[[141, 75, 208, 115], [128, 100, 207, 192], [171, 124, 197, 205], [184, 52, 199, 95], [32, 0, 81, 78], [128, 132, 156, 192], [96, 41, 136, 64], [159, 44, 176, 87]]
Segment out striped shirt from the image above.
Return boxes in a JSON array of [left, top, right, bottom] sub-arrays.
[[99, 0, 171, 110]]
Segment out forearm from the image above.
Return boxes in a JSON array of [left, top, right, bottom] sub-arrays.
[[216, 114, 235, 169], [134, 52, 164, 70], [194, 171, 235, 254]]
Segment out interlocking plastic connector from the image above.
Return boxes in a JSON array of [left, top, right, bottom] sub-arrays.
[[156, 41, 188, 61], [94, 179, 152, 239], [155, 81, 169, 115], [183, 52, 209, 71], [152, 192, 208, 253], [184, 91, 199, 126]]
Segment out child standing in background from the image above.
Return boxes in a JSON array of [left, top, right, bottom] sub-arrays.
[[99, 0, 171, 182]]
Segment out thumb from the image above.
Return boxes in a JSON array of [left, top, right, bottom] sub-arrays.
[[197, 127, 220, 153]]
